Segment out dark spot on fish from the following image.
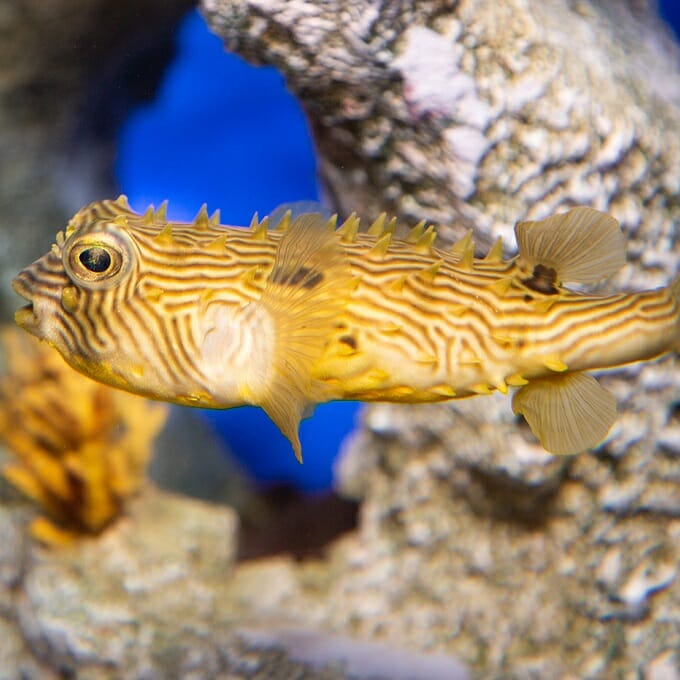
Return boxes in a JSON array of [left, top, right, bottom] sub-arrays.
[[523, 264, 558, 295], [523, 294, 533, 302], [339, 335, 357, 350], [273, 266, 324, 289], [298, 269, 324, 289]]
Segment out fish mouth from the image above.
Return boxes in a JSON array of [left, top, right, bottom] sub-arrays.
[[11, 271, 38, 332]]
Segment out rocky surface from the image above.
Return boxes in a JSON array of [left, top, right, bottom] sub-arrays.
[[0, 487, 471, 679], [0, 0, 678, 678]]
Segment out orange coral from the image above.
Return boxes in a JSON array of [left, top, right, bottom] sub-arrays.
[[0, 325, 168, 544]]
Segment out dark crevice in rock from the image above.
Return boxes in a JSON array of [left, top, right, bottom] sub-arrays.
[[237, 486, 359, 561]]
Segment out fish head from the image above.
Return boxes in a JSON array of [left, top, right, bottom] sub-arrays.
[[12, 197, 277, 408], [12, 205, 150, 394]]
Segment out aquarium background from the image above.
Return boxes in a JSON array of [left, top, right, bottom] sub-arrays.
[[116, 5, 680, 491], [661, 1, 680, 37]]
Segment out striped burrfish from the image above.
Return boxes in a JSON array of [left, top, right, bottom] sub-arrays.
[[12, 196, 680, 461]]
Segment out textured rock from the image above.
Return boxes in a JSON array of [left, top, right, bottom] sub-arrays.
[[0, 487, 470, 678], [17, 488, 238, 677]]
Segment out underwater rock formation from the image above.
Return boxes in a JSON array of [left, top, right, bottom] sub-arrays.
[[0, 0, 678, 678]]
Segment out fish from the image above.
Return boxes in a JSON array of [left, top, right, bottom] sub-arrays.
[[12, 195, 680, 461]]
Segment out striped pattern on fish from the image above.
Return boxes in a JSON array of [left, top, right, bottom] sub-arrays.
[[12, 196, 680, 460]]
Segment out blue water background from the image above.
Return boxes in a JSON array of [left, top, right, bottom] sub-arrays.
[[661, 2, 680, 38], [116, 6, 680, 491]]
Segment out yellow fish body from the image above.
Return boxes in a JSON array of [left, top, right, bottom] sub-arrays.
[[12, 196, 680, 460]]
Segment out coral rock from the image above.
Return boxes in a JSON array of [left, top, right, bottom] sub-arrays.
[[0, 326, 168, 541]]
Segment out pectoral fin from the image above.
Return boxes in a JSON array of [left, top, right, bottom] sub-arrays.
[[512, 372, 616, 455], [515, 207, 625, 286], [258, 214, 354, 462]]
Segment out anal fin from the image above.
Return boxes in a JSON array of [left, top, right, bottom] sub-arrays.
[[511, 372, 616, 455], [258, 214, 354, 462]]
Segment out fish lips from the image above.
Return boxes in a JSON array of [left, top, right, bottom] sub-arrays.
[[12, 268, 40, 335]]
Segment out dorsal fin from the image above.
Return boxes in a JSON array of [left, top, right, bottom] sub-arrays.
[[414, 226, 437, 253], [257, 215, 354, 461], [484, 237, 504, 263], [193, 204, 210, 229], [155, 223, 174, 245], [155, 200, 168, 223], [515, 207, 625, 286], [337, 214, 360, 242], [114, 194, 130, 209], [367, 213, 387, 237], [512, 371, 616, 455], [142, 205, 155, 225], [267, 201, 332, 230], [250, 215, 268, 240], [405, 220, 427, 244], [368, 233, 392, 257]]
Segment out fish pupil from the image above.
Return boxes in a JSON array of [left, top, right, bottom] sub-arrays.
[[79, 247, 111, 273]]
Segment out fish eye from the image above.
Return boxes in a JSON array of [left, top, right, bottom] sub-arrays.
[[64, 230, 133, 290], [79, 247, 112, 273]]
